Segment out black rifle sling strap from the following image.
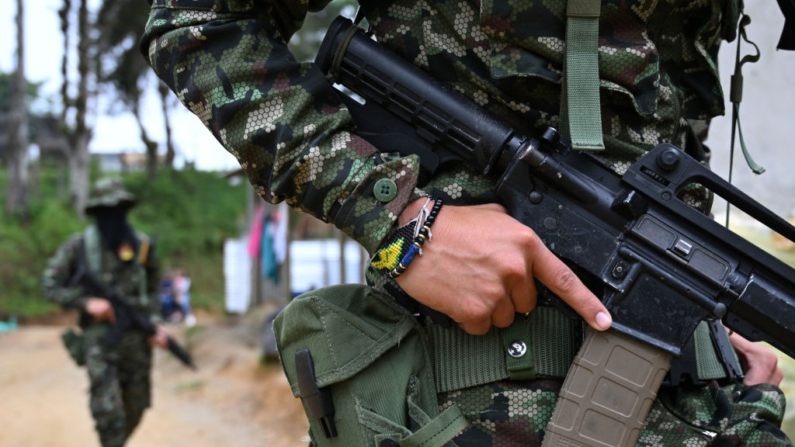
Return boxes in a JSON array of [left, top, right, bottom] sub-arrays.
[[725, 14, 763, 228]]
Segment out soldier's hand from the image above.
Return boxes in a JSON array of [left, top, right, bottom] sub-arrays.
[[148, 325, 169, 350], [86, 298, 116, 323], [395, 200, 612, 335], [729, 332, 784, 386]]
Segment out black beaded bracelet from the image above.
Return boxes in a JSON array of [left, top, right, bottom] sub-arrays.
[[387, 198, 443, 279]]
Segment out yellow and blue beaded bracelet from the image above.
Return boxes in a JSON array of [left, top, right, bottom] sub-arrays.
[[370, 198, 443, 279]]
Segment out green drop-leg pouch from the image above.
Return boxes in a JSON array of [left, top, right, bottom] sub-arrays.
[[273, 284, 468, 447], [61, 328, 86, 367]]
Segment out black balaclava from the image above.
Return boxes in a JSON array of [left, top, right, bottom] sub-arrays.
[[93, 205, 138, 258]]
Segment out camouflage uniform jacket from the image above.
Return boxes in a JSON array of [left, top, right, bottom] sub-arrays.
[[42, 227, 161, 326], [142, 0, 740, 254]]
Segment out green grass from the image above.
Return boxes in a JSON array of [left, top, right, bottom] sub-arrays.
[[0, 165, 246, 319], [172, 379, 206, 394]]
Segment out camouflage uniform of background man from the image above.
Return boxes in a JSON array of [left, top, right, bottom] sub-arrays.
[[42, 178, 168, 447], [142, 0, 790, 445]]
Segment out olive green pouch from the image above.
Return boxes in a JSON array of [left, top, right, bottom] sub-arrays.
[[61, 328, 86, 367], [273, 284, 467, 447]]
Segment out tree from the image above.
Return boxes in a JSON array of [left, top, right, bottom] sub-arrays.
[[0, 74, 40, 115], [96, 0, 169, 178], [5, 0, 30, 219], [58, 0, 93, 217], [159, 82, 176, 168], [288, 0, 359, 62]]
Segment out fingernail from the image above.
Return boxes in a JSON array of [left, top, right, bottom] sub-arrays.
[[596, 312, 612, 330]]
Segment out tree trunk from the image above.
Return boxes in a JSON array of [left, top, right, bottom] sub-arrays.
[[57, 0, 70, 203], [5, 0, 30, 220], [58, 0, 71, 124], [68, 134, 90, 216], [30, 152, 40, 202], [57, 157, 67, 200], [132, 98, 159, 179], [68, 0, 92, 217], [159, 82, 175, 168]]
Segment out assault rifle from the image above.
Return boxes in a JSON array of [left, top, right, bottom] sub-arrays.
[[316, 17, 795, 447], [71, 257, 196, 370]]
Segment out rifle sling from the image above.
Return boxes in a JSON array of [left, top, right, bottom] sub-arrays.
[[560, 0, 604, 151]]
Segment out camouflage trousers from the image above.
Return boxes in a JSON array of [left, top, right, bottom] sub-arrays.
[[84, 330, 152, 447], [441, 379, 792, 446]]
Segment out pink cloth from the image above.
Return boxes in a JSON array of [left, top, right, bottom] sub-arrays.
[[247, 205, 266, 258]]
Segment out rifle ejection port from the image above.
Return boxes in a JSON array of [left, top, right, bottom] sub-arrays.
[[673, 239, 693, 257]]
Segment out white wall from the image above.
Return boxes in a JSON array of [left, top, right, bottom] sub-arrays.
[[709, 3, 795, 221]]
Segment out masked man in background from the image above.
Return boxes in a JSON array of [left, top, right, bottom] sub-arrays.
[[43, 178, 167, 447]]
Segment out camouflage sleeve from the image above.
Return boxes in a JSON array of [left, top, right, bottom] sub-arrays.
[[651, 381, 792, 446], [41, 235, 89, 310], [141, 0, 426, 253]]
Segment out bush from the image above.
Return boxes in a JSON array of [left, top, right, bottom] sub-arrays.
[[0, 167, 246, 319]]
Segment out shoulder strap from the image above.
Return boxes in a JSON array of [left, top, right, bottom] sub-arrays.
[[136, 231, 151, 267], [134, 231, 150, 304], [561, 0, 604, 151], [83, 225, 102, 275]]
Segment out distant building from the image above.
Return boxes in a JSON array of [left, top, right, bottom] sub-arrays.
[[94, 152, 166, 173]]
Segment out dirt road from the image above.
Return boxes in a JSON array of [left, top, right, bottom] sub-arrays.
[[2, 318, 794, 446], [0, 322, 308, 447]]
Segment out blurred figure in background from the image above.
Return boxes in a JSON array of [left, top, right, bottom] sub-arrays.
[[159, 268, 177, 321], [173, 269, 195, 327], [42, 178, 168, 447]]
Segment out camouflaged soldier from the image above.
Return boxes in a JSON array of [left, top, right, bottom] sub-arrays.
[[42, 178, 167, 447], [142, 0, 791, 445]]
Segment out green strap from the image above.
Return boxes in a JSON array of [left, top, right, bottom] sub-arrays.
[[527, 306, 580, 378], [730, 14, 764, 175], [501, 317, 536, 380], [401, 405, 468, 447], [733, 103, 764, 174], [84, 225, 102, 275], [693, 321, 742, 381], [428, 311, 735, 393], [693, 321, 725, 380], [726, 14, 764, 229], [562, 0, 605, 151], [427, 307, 581, 393]]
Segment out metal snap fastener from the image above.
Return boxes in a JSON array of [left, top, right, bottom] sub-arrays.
[[380, 437, 400, 447], [508, 340, 527, 358], [374, 178, 398, 202]]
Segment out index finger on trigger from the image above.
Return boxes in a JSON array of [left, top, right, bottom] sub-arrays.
[[531, 245, 611, 331]]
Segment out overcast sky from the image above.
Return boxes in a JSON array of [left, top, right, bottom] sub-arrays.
[[0, 0, 239, 171]]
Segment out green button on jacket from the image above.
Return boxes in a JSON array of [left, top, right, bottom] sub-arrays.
[[374, 178, 398, 202]]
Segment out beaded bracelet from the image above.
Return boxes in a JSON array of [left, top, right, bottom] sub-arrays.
[[387, 198, 443, 279]]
